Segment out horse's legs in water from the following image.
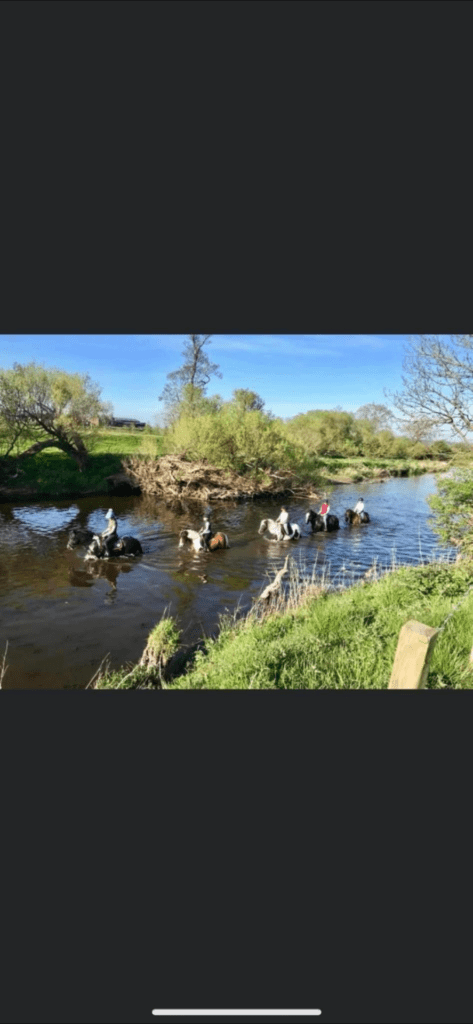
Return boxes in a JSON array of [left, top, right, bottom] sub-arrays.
[[102, 536, 115, 558]]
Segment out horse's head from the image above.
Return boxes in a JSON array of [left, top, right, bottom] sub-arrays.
[[179, 529, 204, 551], [305, 511, 312, 524], [67, 528, 88, 549], [67, 527, 94, 549], [345, 509, 355, 523], [258, 519, 268, 535]]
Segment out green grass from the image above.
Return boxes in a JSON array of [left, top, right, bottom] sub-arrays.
[[165, 559, 473, 689], [92, 616, 181, 689], [316, 457, 449, 480], [1, 431, 164, 497]]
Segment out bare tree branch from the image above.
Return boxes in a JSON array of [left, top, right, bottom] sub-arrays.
[[385, 335, 473, 445]]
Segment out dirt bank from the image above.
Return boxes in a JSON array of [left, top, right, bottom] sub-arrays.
[[122, 454, 306, 503]]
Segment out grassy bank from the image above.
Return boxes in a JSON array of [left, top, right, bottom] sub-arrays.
[[0, 431, 164, 498], [93, 557, 473, 690], [316, 456, 450, 485]]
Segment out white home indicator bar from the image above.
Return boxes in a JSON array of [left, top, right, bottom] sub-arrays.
[[152, 1013, 322, 1017]]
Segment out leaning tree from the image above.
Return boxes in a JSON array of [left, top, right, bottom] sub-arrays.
[[0, 362, 111, 472]]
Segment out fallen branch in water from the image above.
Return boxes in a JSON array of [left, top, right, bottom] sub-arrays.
[[0, 641, 8, 688], [256, 555, 291, 604]]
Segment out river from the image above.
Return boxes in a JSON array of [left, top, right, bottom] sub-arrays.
[[0, 474, 455, 688]]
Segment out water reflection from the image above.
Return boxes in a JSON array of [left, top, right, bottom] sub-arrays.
[[11, 504, 80, 534], [68, 558, 134, 602]]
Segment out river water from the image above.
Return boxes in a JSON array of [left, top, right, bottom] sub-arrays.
[[0, 474, 455, 688]]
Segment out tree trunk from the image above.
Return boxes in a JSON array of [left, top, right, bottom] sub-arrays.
[[15, 437, 89, 471]]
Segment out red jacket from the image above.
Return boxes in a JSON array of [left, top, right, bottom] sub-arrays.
[[320, 503, 330, 515]]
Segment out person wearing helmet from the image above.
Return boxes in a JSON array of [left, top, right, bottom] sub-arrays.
[[319, 497, 330, 531], [199, 515, 213, 550], [100, 508, 119, 558], [276, 506, 293, 538]]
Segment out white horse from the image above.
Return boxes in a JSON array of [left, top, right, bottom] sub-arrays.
[[258, 517, 301, 541], [179, 529, 205, 552]]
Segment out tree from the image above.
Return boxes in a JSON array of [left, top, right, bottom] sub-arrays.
[[0, 362, 110, 471], [355, 403, 394, 433], [284, 409, 362, 457], [428, 462, 473, 557], [159, 335, 222, 422], [231, 389, 265, 413], [398, 415, 436, 446], [387, 335, 473, 445]]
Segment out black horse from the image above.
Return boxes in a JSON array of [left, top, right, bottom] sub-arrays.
[[85, 535, 143, 559], [305, 510, 340, 533], [345, 509, 370, 525], [67, 526, 142, 557]]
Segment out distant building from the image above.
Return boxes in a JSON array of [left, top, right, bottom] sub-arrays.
[[109, 417, 147, 429]]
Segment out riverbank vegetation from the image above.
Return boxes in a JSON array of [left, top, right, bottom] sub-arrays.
[[92, 556, 473, 690], [0, 427, 164, 497], [1, 345, 459, 502]]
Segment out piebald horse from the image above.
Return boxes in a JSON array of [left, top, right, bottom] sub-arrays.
[[85, 534, 143, 559], [200, 517, 230, 550], [206, 532, 230, 550], [258, 518, 301, 541]]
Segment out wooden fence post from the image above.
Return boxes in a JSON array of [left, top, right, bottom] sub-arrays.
[[388, 619, 440, 689]]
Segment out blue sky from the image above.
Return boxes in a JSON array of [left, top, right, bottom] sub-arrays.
[[0, 334, 410, 423]]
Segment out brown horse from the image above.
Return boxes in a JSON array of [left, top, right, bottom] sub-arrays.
[[345, 509, 370, 525]]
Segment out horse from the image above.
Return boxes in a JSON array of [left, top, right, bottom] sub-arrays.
[[305, 510, 340, 533], [179, 529, 205, 552], [258, 518, 301, 541], [206, 532, 230, 550], [200, 517, 230, 551], [345, 509, 370, 525], [85, 534, 143, 559], [67, 527, 95, 549]]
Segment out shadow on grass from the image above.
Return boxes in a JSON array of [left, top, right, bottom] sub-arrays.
[[1, 452, 127, 497]]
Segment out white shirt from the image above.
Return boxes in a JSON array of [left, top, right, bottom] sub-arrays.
[[354, 500, 364, 514], [276, 511, 289, 525]]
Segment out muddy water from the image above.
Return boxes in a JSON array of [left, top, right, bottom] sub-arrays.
[[0, 475, 455, 688]]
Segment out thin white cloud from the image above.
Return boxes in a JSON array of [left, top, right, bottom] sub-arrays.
[[211, 334, 392, 357]]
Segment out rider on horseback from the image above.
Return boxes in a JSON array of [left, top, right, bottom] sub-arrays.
[[319, 498, 330, 531], [100, 508, 119, 558], [276, 507, 293, 539], [200, 515, 213, 550], [353, 497, 364, 515]]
